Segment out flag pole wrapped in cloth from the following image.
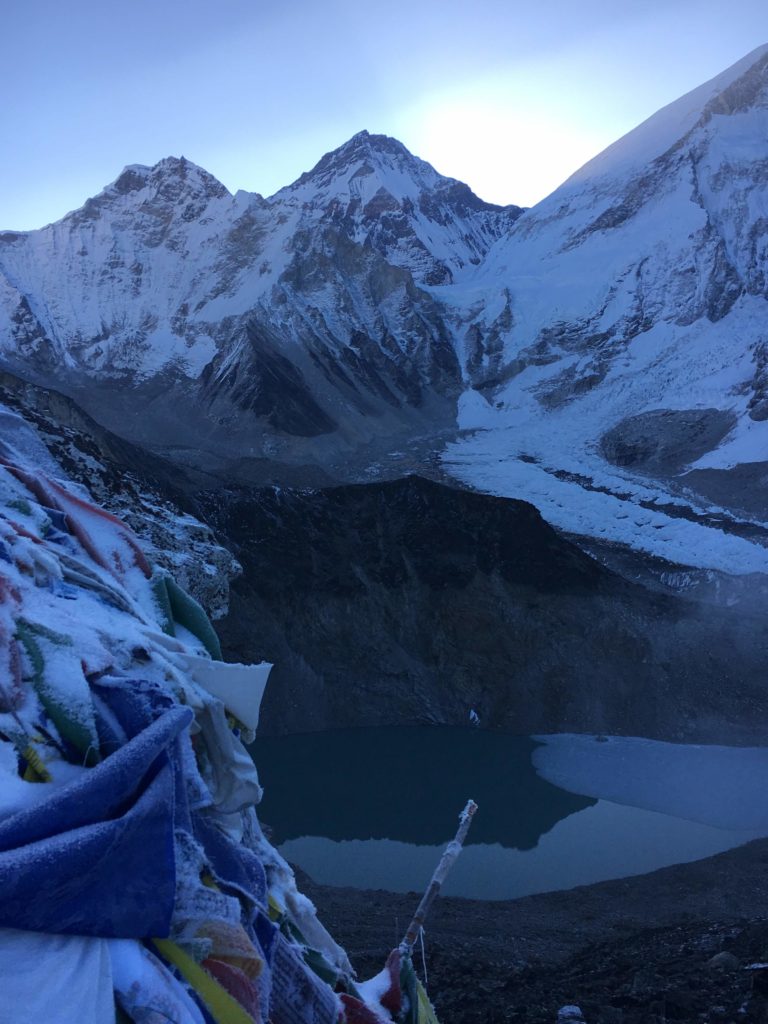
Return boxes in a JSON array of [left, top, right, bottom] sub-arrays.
[[400, 800, 478, 957], [340, 801, 478, 1024]]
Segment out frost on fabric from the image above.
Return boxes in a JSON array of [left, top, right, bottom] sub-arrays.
[[0, 413, 416, 1023], [0, 929, 115, 1024]]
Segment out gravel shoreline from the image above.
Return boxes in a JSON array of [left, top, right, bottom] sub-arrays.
[[299, 838, 768, 1023]]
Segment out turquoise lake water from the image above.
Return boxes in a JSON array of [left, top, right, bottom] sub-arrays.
[[250, 727, 766, 900]]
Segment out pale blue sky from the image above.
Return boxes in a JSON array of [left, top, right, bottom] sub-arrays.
[[2, 0, 767, 230]]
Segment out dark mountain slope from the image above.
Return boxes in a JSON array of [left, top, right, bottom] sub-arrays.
[[202, 475, 768, 741]]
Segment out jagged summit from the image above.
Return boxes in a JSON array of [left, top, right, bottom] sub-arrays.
[[0, 157, 231, 240], [282, 129, 438, 194], [311, 129, 416, 167], [274, 129, 516, 217], [271, 129, 451, 212], [38, 155, 234, 234], [96, 156, 230, 209], [113, 156, 229, 194]]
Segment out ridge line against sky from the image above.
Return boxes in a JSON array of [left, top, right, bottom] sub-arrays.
[[1, 0, 767, 232]]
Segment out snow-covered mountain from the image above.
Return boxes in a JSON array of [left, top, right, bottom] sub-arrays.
[[0, 133, 520, 477], [1, 45, 767, 577], [443, 43, 768, 576]]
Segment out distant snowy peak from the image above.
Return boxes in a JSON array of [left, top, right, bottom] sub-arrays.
[[112, 157, 230, 201], [0, 129, 516, 455], [278, 130, 440, 200], [271, 130, 522, 285], [64, 156, 233, 229], [278, 129, 480, 206], [0, 155, 244, 385], [281, 128, 521, 230]]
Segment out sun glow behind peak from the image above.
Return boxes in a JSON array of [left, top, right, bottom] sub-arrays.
[[401, 87, 615, 208], [1, 0, 767, 229]]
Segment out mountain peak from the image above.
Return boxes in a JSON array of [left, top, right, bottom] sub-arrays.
[[110, 156, 230, 201], [331, 130, 415, 164], [58, 156, 231, 228], [276, 130, 445, 202]]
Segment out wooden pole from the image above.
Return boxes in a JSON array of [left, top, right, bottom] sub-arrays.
[[400, 800, 478, 954]]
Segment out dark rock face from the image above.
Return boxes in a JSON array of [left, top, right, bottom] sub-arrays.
[[205, 321, 339, 437], [202, 475, 768, 742], [600, 408, 737, 475], [747, 340, 768, 420]]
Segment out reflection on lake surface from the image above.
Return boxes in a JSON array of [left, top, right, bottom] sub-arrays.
[[252, 728, 594, 848], [250, 728, 768, 900]]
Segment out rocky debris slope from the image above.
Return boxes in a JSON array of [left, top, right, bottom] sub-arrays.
[[0, 367, 240, 619], [303, 838, 768, 1024]]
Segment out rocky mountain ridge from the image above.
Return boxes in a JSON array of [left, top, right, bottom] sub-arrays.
[[1, 47, 767, 578], [0, 133, 520, 479]]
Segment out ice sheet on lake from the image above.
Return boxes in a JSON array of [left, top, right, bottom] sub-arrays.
[[533, 734, 768, 831]]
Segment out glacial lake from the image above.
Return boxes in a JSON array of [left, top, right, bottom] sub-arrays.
[[250, 727, 768, 900]]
